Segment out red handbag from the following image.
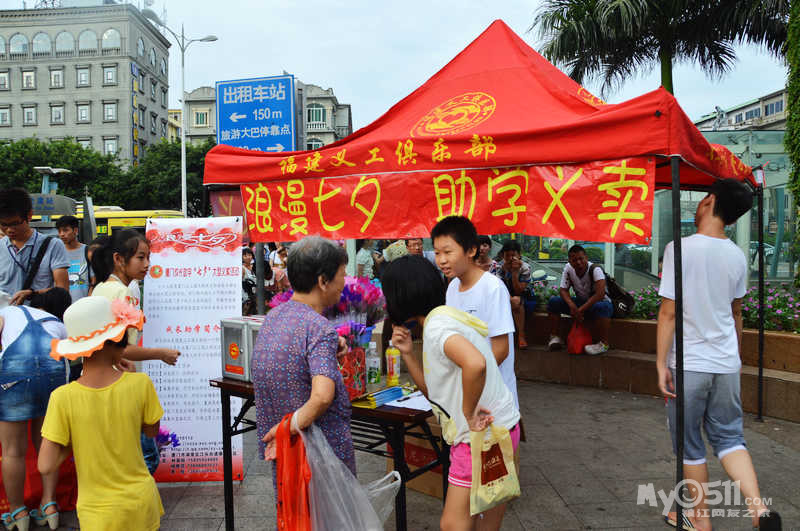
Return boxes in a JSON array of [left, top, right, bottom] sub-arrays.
[[567, 322, 593, 355]]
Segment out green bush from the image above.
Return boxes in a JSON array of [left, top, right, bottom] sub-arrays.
[[626, 283, 800, 333]]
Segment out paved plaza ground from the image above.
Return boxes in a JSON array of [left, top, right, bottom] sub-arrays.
[[54, 379, 799, 530]]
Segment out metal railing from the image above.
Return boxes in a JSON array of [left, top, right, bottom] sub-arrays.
[[3, 38, 127, 61], [307, 121, 330, 131]]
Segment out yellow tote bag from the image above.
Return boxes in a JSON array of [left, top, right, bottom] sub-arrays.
[[469, 423, 520, 515]]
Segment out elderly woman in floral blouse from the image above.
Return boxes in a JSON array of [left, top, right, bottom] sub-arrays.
[[251, 236, 354, 481]]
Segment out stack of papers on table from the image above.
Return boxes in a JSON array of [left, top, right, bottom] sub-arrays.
[[385, 391, 431, 412], [352, 386, 404, 409]]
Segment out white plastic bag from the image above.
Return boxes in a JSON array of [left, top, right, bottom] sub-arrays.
[[299, 422, 401, 530]]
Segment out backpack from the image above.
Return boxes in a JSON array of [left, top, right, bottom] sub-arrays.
[[589, 264, 635, 318]]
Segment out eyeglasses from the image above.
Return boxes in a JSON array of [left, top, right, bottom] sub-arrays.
[[0, 218, 26, 229]]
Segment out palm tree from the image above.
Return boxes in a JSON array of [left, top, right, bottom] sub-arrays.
[[532, 0, 788, 96]]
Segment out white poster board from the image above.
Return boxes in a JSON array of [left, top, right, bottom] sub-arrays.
[[142, 216, 244, 482]]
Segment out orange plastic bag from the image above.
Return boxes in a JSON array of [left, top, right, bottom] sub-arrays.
[[275, 413, 312, 531], [0, 421, 78, 513], [567, 322, 593, 355]]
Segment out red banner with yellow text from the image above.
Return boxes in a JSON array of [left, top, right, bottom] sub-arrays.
[[241, 157, 655, 244]]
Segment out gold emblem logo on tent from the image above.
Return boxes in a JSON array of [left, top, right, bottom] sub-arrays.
[[411, 92, 496, 137]]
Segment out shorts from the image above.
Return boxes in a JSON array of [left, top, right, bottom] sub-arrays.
[[666, 370, 747, 464], [547, 296, 613, 319], [0, 371, 66, 421], [448, 423, 520, 488]]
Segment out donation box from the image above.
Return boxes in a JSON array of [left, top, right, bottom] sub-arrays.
[[220, 316, 264, 381]]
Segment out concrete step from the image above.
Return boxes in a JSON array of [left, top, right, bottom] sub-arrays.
[[515, 345, 800, 423]]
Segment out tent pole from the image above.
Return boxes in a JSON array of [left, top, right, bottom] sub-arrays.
[[670, 156, 685, 523], [757, 184, 765, 421], [255, 243, 266, 315]]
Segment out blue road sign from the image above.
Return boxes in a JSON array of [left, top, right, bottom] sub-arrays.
[[215, 75, 295, 152]]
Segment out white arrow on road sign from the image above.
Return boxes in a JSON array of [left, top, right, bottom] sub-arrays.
[[229, 112, 247, 122], [266, 144, 285, 152]]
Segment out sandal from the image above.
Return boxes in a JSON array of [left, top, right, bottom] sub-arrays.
[[30, 502, 59, 530], [664, 511, 695, 530], [1, 507, 30, 531]]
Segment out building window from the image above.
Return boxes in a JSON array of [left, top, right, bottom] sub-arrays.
[[77, 137, 91, 149], [23, 105, 37, 125], [150, 81, 156, 100], [150, 113, 157, 134], [149, 48, 156, 68], [160, 58, 166, 77], [9, 34, 28, 58], [103, 102, 117, 121], [103, 137, 117, 155], [55, 32, 74, 56], [22, 71, 36, 90], [138, 107, 145, 128], [137, 37, 144, 57], [77, 103, 90, 123], [78, 30, 98, 55], [101, 29, 121, 52], [77, 67, 90, 87], [103, 65, 117, 85], [307, 138, 324, 150], [0, 72, 9, 91], [194, 110, 209, 127], [50, 104, 64, 124], [50, 69, 64, 88], [307, 103, 326, 124], [160, 120, 167, 137], [32, 33, 51, 57], [0, 36, 5, 59], [139, 72, 145, 93], [734, 113, 743, 124], [0, 107, 10, 127], [161, 88, 168, 107], [745, 108, 761, 120]]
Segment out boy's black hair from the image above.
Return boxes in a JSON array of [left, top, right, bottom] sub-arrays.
[[477, 235, 492, 248], [55, 215, 80, 230], [430, 216, 478, 256], [0, 188, 33, 220], [242, 247, 255, 258], [500, 239, 522, 254], [381, 255, 445, 324], [710, 178, 753, 225], [568, 244, 586, 255], [29, 287, 72, 321], [90, 229, 148, 283]]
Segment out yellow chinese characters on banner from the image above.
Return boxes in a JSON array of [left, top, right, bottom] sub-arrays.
[[241, 157, 655, 243]]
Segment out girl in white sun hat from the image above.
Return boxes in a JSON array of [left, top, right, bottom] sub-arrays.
[[38, 296, 164, 531]]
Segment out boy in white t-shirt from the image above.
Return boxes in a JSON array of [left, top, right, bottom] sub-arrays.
[[432, 216, 519, 410], [657, 178, 780, 531], [546, 245, 613, 355], [382, 254, 520, 531]]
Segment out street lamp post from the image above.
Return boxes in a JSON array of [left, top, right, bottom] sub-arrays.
[[141, 9, 217, 217]]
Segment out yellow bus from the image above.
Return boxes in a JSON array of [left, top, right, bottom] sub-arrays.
[[33, 206, 184, 240]]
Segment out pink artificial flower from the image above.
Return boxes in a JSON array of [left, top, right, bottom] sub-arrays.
[[111, 298, 144, 326]]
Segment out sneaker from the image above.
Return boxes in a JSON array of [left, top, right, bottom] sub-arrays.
[[547, 335, 563, 351], [585, 342, 609, 355]]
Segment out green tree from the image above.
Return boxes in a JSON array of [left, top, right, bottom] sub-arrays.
[[787, 1, 800, 286], [0, 137, 124, 204], [532, 0, 787, 95], [123, 138, 216, 217]]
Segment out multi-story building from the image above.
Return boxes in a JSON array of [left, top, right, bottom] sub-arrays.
[[0, 2, 170, 165], [184, 86, 216, 145], [182, 79, 353, 150], [694, 88, 787, 131], [167, 107, 180, 142]]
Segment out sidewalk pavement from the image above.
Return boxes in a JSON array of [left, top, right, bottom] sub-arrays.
[[58, 380, 800, 530]]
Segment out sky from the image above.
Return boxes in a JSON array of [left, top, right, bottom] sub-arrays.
[[2, 0, 789, 129]]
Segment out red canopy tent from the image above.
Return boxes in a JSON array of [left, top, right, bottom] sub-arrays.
[[205, 19, 767, 528], [204, 19, 752, 199]]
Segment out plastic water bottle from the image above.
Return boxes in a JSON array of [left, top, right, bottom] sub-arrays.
[[366, 341, 382, 392], [386, 341, 401, 387]]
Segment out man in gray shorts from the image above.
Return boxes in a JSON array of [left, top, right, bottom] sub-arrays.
[[657, 179, 781, 531]]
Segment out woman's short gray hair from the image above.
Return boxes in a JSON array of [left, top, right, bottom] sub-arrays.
[[287, 236, 348, 293]]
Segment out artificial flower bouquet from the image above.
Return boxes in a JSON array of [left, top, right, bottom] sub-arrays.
[[269, 277, 386, 400]]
